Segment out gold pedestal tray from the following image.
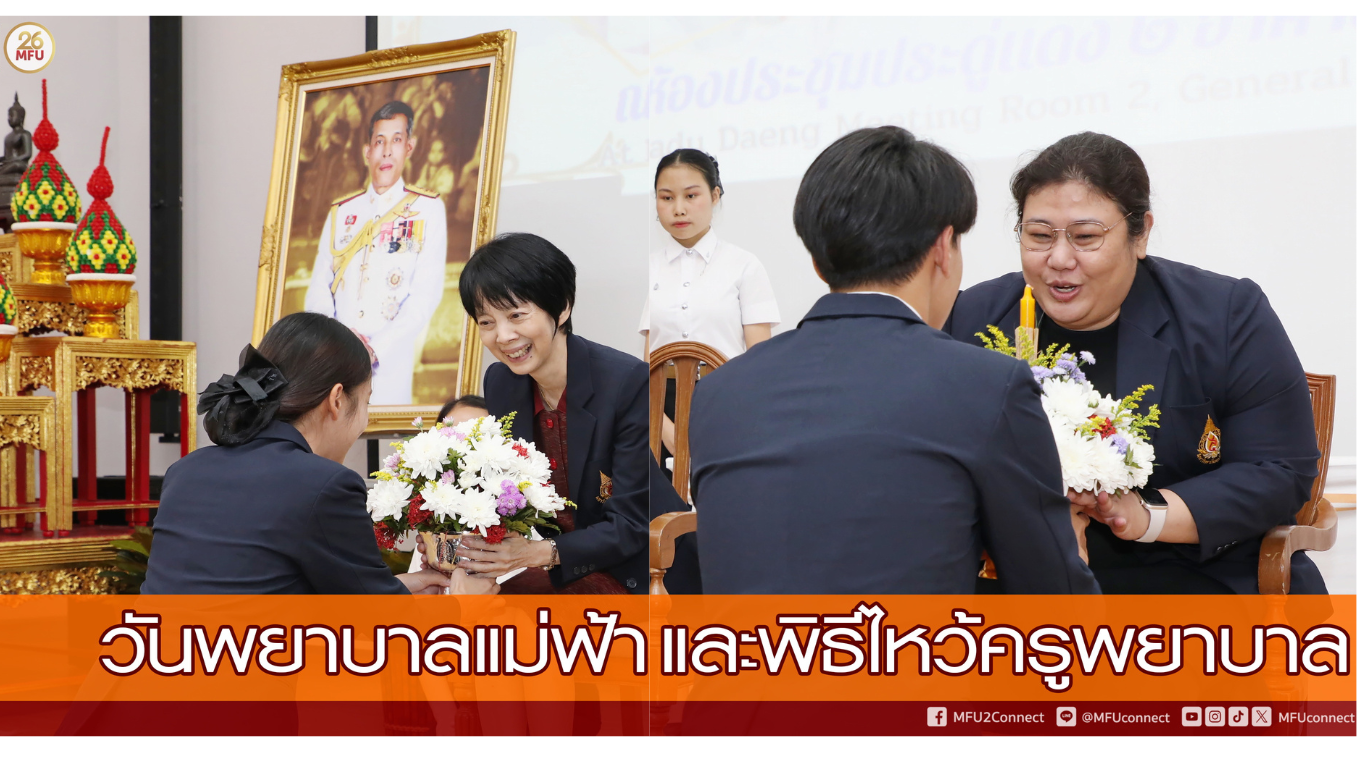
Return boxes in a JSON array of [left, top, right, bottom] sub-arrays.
[[67, 276, 135, 338], [12, 283, 138, 338], [10, 223, 75, 286]]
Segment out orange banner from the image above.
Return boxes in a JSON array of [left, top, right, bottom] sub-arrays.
[[0, 594, 1353, 736]]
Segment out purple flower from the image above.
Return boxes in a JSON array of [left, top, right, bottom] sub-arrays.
[[1110, 433, 1129, 455], [382, 453, 399, 471], [453, 433, 467, 442], [1031, 366, 1052, 384], [1080, 350, 1096, 365], [438, 427, 457, 438], [495, 479, 527, 517], [439, 470, 455, 485], [1055, 357, 1088, 384]]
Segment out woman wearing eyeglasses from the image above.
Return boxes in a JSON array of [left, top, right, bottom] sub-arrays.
[[944, 131, 1325, 595]]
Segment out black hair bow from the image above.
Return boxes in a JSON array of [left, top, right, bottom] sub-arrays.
[[198, 344, 289, 446]]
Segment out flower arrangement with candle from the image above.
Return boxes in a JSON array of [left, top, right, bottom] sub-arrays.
[[979, 326, 1161, 493], [977, 288, 1161, 494], [365, 413, 565, 576]]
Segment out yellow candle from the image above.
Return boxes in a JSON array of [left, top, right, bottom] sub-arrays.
[[1020, 285, 1036, 329]]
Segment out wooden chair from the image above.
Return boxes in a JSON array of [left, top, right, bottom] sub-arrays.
[[1258, 372, 1338, 594], [648, 341, 726, 596]]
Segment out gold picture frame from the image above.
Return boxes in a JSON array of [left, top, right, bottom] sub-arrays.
[[253, 31, 515, 434]]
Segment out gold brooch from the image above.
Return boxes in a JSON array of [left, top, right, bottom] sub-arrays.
[[1197, 415, 1221, 464], [596, 472, 613, 503]]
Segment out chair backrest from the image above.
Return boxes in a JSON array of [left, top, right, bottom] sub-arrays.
[[649, 341, 728, 500], [1298, 372, 1335, 526]]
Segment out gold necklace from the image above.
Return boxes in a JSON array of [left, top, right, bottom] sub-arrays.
[[537, 382, 560, 410]]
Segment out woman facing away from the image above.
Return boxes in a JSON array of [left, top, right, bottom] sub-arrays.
[[144, 312, 491, 595]]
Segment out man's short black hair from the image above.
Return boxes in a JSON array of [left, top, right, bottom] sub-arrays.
[[438, 394, 487, 423], [370, 100, 414, 137], [459, 232, 576, 336], [793, 126, 977, 290]]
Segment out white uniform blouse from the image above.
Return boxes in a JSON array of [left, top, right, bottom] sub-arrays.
[[638, 229, 780, 361]]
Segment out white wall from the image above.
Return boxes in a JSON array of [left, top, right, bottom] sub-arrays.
[[182, 16, 366, 473]]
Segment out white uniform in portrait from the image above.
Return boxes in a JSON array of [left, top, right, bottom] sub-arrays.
[[304, 178, 448, 405]]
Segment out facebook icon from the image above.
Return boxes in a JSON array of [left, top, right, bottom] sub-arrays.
[[927, 707, 948, 727]]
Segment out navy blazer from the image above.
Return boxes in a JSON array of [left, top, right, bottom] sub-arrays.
[[944, 256, 1325, 594], [144, 421, 407, 595], [483, 333, 649, 594], [688, 292, 1099, 595]]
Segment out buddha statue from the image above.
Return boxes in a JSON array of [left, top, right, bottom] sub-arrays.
[[1, 94, 35, 231]]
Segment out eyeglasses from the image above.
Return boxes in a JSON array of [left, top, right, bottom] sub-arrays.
[[1014, 216, 1128, 252]]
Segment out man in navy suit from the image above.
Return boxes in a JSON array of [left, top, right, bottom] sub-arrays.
[[687, 126, 1098, 594]]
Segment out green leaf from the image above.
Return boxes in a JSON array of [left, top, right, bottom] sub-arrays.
[[110, 539, 149, 556]]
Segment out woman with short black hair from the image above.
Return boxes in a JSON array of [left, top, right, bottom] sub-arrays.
[[457, 233, 648, 594], [144, 312, 482, 595]]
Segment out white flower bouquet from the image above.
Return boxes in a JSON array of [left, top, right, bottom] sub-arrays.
[[978, 326, 1161, 495], [365, 413, 567, 575]]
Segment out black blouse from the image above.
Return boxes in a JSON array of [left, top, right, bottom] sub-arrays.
[[1038, 314, 1120, 398]]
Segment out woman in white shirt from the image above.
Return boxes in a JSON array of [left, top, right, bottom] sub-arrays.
[[640, 149, 780, 455]]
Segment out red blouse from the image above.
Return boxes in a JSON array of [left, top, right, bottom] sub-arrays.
[[497, 388, 627, 595]]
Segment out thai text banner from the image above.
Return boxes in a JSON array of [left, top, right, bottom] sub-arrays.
[[0, 595, 1352, 735]]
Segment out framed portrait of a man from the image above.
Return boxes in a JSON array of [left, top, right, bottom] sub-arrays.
[[254, 31, 514, 432]]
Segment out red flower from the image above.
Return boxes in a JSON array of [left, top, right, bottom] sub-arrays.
[[512, 444, 528, 459], [1096, 418, 1117, 439], [374, 525, 397, 551], [406, 494, 433, 525], [484, 525, 507, 544]]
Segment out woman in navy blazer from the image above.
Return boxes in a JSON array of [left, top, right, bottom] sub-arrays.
[[144, 313, 470, 595], [453, 233, 649, 594], [944, 132, 1324, 595]]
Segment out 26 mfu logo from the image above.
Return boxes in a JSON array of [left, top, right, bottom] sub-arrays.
[[6, 22, 54, 74]]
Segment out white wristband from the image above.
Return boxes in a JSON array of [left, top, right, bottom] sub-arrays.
[[1136, 501, 1167, 543]]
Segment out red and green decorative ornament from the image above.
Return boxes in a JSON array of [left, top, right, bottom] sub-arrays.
[[0, 275, 16, 326], [9, 79, 80, 225], [66, 126, 137, 275], [0, 275, 16, 364]]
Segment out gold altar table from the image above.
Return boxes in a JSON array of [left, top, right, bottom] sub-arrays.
[[0, 336, 196, 536]]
